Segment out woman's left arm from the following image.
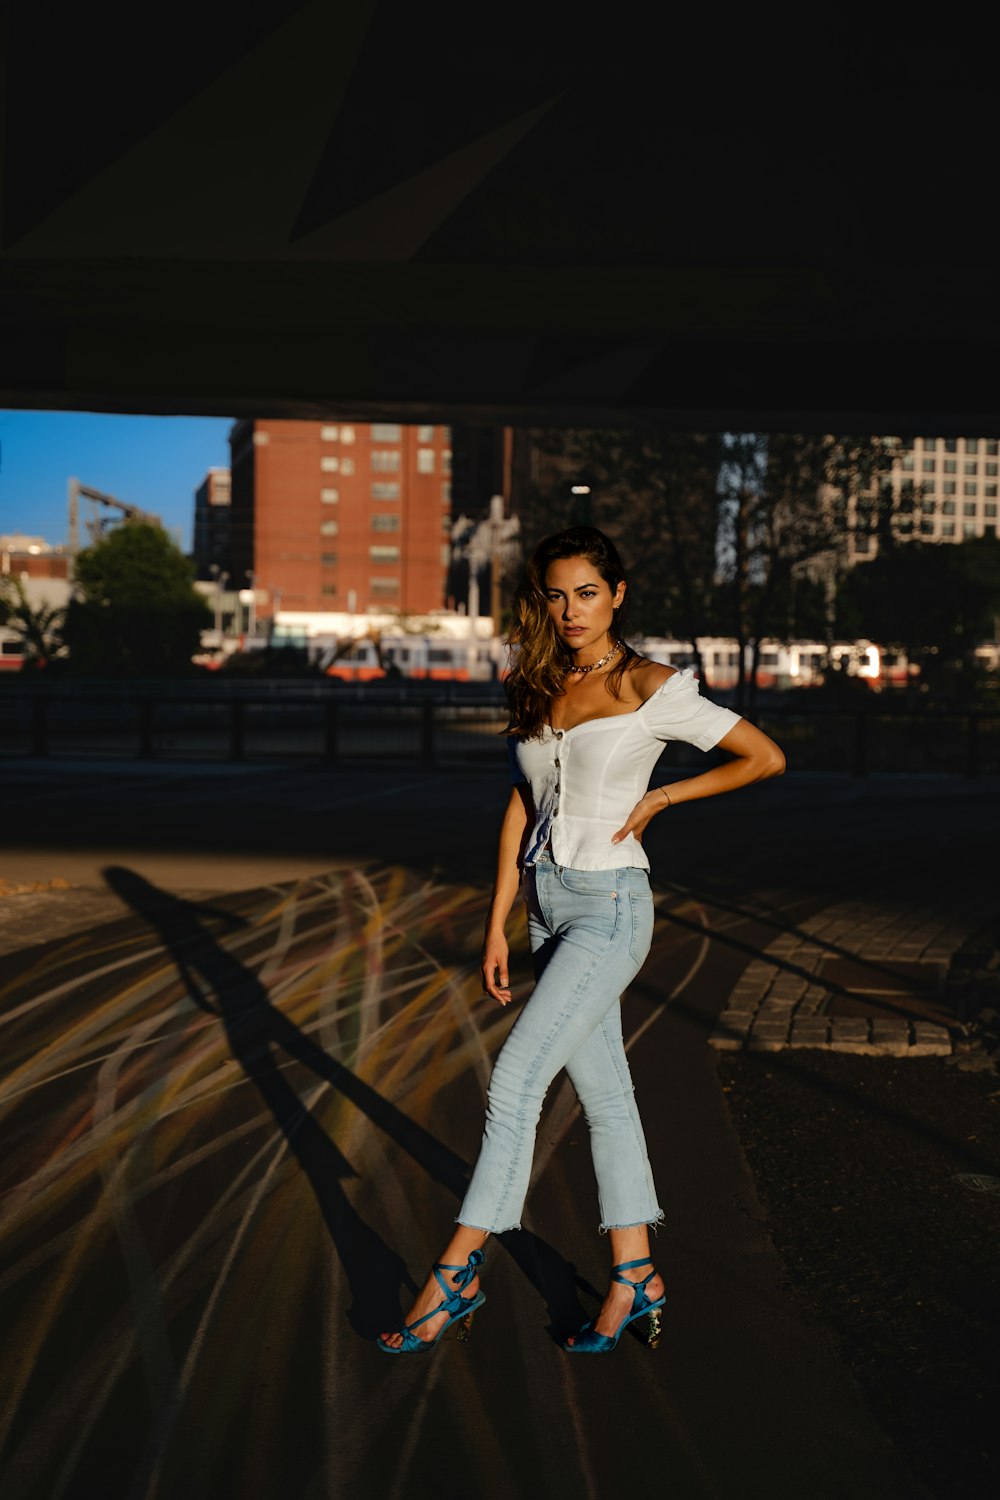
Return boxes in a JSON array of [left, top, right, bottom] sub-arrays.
[[611, 720, 785, 845]]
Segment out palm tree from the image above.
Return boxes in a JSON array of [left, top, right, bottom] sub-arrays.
[[0, 576, 66, 667]]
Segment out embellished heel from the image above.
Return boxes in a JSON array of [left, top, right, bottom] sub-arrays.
[[455, 1309, 477, 1343], [560, 1257, 666, 1355], [378, 1248, 486, 1354]]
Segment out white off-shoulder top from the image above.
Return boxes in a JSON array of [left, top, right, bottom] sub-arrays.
[[508, 667, 741, 872]]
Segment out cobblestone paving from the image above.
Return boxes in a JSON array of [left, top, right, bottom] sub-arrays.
[[709, 894, 991, 1057]]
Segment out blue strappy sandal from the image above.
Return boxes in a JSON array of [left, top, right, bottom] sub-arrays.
[[377, 1248, 485, 1354], [560, 1256, 665, 1354]]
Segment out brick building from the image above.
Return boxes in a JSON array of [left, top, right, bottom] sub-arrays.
[[0, 535, 71, 582], [227, 419, 453, 616]]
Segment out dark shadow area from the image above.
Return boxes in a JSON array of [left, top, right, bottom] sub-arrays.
[[5, 764, 996, 912], [100, 865, 594, 1340], [656, 881, 951, 1000], [102, 864, 448, 1338], [719, 1046, 1000, 1500], [728, 1042, 1000, 1179]]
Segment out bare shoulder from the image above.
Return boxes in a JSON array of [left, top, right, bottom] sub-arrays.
[[625, 655, 677, 704]]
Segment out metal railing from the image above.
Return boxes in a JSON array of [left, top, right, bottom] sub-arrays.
[[0, 687, 996, 775]]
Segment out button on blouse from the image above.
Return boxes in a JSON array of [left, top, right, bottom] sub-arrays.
[[508, 667, 741, 872]]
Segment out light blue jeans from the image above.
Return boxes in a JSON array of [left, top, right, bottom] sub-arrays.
[[457, 850, 662, 1234]]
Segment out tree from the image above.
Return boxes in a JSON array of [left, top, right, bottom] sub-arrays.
[[450, 500, 521, 630], [716, 433, 906, 711], [513, 428, 919, 711], [836, 535, 1000, 699], [0, 576, 66, 668], [513, 427, 723, 673], [62, 523, 211, 676]]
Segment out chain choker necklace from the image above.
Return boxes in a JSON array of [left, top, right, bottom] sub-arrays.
[[567, 639, 622, 676]]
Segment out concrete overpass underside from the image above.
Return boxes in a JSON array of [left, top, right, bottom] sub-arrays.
[[2, 3, 997, 435]]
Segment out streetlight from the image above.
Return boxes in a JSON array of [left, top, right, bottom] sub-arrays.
[[209, 564, 229, 639], [569, 482, 592, 526], [244, 570, 258, 636]]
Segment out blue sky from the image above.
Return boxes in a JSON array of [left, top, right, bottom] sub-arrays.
[[0, 410, 233, 552]]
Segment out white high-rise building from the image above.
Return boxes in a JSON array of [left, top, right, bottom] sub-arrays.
[[847, 435, 1000, 563]]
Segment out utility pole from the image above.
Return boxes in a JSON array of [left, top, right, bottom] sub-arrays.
[[488, 494, 505, 630], [68, 477, 79, 556], [458, 498, 521, 640]]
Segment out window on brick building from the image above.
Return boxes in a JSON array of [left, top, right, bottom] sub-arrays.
[[371, 514, 400, 531], [322, 584, 337, 595], [442, 449, 452, 473], [320, 488, 339, 503], [442, 482, 452, 503], [341, 426, 355, 443], [341, 458, 355, 476], [371, 450, 401, 473], [321, 552, 337, 564], [371, 482, 400, 500], [370, 578, 399, 595], [320, 425, 340, 441], [320, 520, 339, 536], [320, 456, 340, 472], [417, 425, 435, 442], [370, 545, 401, 562], [416, 448, 435, 474], [372, 424, 401, 441]]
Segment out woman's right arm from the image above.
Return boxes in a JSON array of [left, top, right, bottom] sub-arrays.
[[481, 784, 532, 1006]]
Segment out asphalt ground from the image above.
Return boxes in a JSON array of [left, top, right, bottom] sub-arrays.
[[0, 758, 998, 1499]]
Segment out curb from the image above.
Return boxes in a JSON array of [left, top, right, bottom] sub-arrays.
[[710, 1012, 951, 1056], [706, 894, 999, 1058]]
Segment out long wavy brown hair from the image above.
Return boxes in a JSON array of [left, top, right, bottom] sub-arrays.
[[504, 526, 639, 739]]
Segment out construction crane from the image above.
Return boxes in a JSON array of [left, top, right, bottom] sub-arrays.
[[67, 478, 162, 553]]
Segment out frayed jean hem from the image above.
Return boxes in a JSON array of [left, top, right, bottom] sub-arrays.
[[455, 1217, 521, 1234], [598, 1210, 665, 1235]]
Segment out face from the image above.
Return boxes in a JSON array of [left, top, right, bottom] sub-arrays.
[[543, 555, 625, 654]]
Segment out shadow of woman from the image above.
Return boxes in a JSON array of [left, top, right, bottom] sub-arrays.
[[102, 866, 589, 1341]]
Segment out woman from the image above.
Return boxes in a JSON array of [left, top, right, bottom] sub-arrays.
[[379, 526, 785, 1355]]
